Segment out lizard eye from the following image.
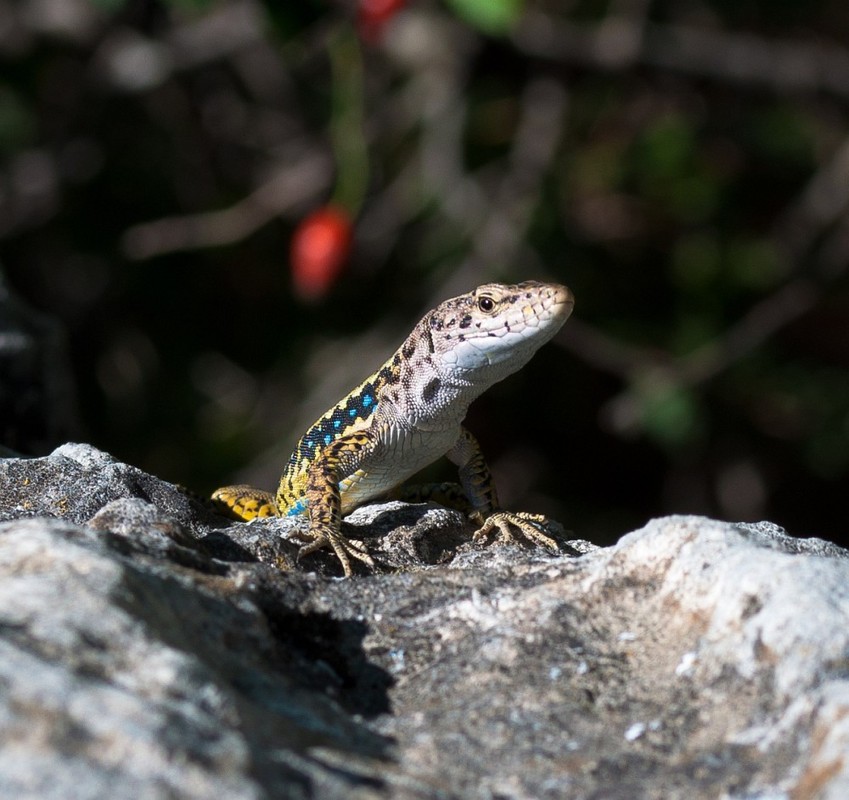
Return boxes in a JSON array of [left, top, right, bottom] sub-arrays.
[[478, 296, 495, 313]]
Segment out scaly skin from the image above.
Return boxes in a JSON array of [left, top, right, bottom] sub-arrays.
[[213, 281, 574, 575]]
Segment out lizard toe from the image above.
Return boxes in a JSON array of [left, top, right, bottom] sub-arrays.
[[297, 528, 374, 576], [473, 511, 560, 551]]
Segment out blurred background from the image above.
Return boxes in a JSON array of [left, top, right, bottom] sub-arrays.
[[1, 0, 848, 547]]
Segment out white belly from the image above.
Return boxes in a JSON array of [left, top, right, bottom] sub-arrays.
[[338, 425, 459, 514]]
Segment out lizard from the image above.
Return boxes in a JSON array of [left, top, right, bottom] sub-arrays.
[[212, 280, 574, 576]]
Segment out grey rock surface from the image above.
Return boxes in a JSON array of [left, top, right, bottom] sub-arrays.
[[0, 443, 848, 799]]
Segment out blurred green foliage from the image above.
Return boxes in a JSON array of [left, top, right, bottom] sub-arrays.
[[445, 0, 524, 33], [1, 0, 848, 546]]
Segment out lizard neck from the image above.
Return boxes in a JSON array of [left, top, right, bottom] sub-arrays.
[[374, 323, 509, 433]]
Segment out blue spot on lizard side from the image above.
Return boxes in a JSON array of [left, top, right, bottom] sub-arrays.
[[285, 496, 307, 516]]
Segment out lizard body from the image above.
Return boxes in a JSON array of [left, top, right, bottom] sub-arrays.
[[213, 280, 574, 575]]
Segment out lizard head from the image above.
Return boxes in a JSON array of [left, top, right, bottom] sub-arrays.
[[428, 281, 574, 379]]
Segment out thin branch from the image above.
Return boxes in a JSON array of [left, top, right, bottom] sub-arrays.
[[514, 12, 849, 101], [558, 278, 821, 387], [121, 152, 332, 260], [472, 77, 568, 267], [98, 1, 267, 93], [774, 137, 849, 262], [430, 77, 569, 304], [679, 279, 819, 384], [554, 318, 661, 379], [559, 96, 849, 390]]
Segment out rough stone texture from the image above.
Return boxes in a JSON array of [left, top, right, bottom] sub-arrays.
[[0, 443, 848, 799]]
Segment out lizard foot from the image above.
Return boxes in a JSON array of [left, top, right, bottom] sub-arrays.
[[473, 511, 560, 551], [296, 527, 375, 577]]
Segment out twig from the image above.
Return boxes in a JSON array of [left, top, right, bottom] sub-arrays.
[[557, 278, 820, 387], [514, 12, 849, 100], [559, 85, 849, 392], [472, 77, 568, 268], [99, 0, 267, 93], [678, 279, 819, 384], [774, 137, 849, 262], [429, 77, 569, 304], [554, 318, 661, 380], [121, 152, 332, 260]]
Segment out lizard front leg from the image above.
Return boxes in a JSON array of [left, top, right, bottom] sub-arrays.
[[295, 430, 380, 576], [447, 426, 559, 551]]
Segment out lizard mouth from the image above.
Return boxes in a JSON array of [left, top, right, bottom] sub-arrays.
[[491, 283, 573, 338]]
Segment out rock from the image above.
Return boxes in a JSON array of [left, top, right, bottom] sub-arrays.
[[0, 444, 848, 798]]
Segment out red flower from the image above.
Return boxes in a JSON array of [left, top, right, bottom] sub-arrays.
[[357, 0, 406, 44], [290, 206, 353, 301]]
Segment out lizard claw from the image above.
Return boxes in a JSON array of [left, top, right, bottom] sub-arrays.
[[297, 528, 374, 577], [473, 511, 560, 551]]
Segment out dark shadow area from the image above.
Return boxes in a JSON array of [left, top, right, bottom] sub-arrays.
[[257, 599, 394, 720]]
